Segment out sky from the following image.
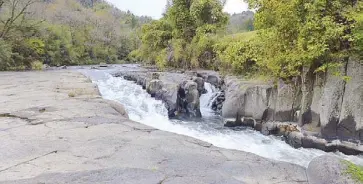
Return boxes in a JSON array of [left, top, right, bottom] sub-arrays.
[[106, 0, 249, 19]]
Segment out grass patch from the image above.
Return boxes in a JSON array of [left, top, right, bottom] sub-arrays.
[[67, 88, 95, 98], [68, 91, 76, 98], [343, 160, 363, 183], [221, 31, 258, 42]]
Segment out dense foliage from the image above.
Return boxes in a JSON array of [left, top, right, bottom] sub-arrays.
[[1, 0, 362, 78], [0, 0, 151, 70], [245, 0, 363, 79], [131, 0, 229, 69], [134, 0, 362, 79]]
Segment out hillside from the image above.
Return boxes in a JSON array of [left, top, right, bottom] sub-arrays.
[[227, 11, 254, 34], [0, 0, 151, 70]]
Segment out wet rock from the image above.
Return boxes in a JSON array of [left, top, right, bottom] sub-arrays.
[[147, 80, 163, 97], [258, 122, 363, 155], [206, 75, 220, 88], [176, 80, 202, 118], [224, 118, 242, 127], [260, 122, 278, 135], [192, 76, 206, 95], [211, 92, 225, 113], [337, 141, 363, 155], [260, 122, 300, 136], [307, 155, 357, 184], [104, 99, 129, 119], [137, 78, 147, 89], [152, 72, 160, 80], [224, 115, 258, 129], [285, 131, 303, 148], [301, 136, 334, 152]]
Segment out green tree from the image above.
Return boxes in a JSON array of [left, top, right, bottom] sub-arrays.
[[245, 0, 361, 78], [134, 0, 228, 69]]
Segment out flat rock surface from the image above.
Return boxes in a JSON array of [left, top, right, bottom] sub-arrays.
[[0, 71, 308, 184]]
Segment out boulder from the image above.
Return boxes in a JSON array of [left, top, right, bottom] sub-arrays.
[[337, 141, 363, 155], [176, 80, 202, 118], [301, 136, 335, 152], [307, 155, 358, 184], [146, 80, 163, 98], [206, 75, 220, 88], [192, 76, 206, 95], [222, 77, 272, 123], [243, 85, 271, 121], [261, 122, 279, 135], [104, 99, 129, 119], [211, 92, 225, 113], [224, 117, 256, 128], [285, 131, 303, 148], [221, 78, 245, 120], [151, 72, 160, 80]]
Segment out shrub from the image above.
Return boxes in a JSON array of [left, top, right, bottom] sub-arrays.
[[0, 39, 13, 71], [31, 61, 44, 70]]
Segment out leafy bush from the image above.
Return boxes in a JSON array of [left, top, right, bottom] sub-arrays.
[[214, 31, 259, 75], [31, 61, 44, 70], [0, 39, 13, 71]]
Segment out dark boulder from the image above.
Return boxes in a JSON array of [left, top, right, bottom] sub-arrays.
[[206, 75, 221, 88], [192, 76, 206, 95], [146, 80, 163, 98], [176, 80, 202, 118]]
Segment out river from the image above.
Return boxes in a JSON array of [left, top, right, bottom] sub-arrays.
[[82, 65, 363, 167]]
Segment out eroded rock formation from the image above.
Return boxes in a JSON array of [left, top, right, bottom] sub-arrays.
[[219, 58, 363, 154]]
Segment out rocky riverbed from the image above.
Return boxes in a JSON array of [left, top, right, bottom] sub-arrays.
[[0, 69, 361, 184], [111, 61, 363, 156]]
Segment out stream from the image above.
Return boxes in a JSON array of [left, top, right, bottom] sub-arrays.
[[82, 65, 363, 168]]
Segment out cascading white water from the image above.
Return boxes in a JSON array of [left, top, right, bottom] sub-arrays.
[[84, 69, 363, 167]]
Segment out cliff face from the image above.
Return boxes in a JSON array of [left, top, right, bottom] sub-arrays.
[[221, 57, 363, 150]]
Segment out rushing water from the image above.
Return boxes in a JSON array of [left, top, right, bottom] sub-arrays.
[[83, 67, 363, 168]]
